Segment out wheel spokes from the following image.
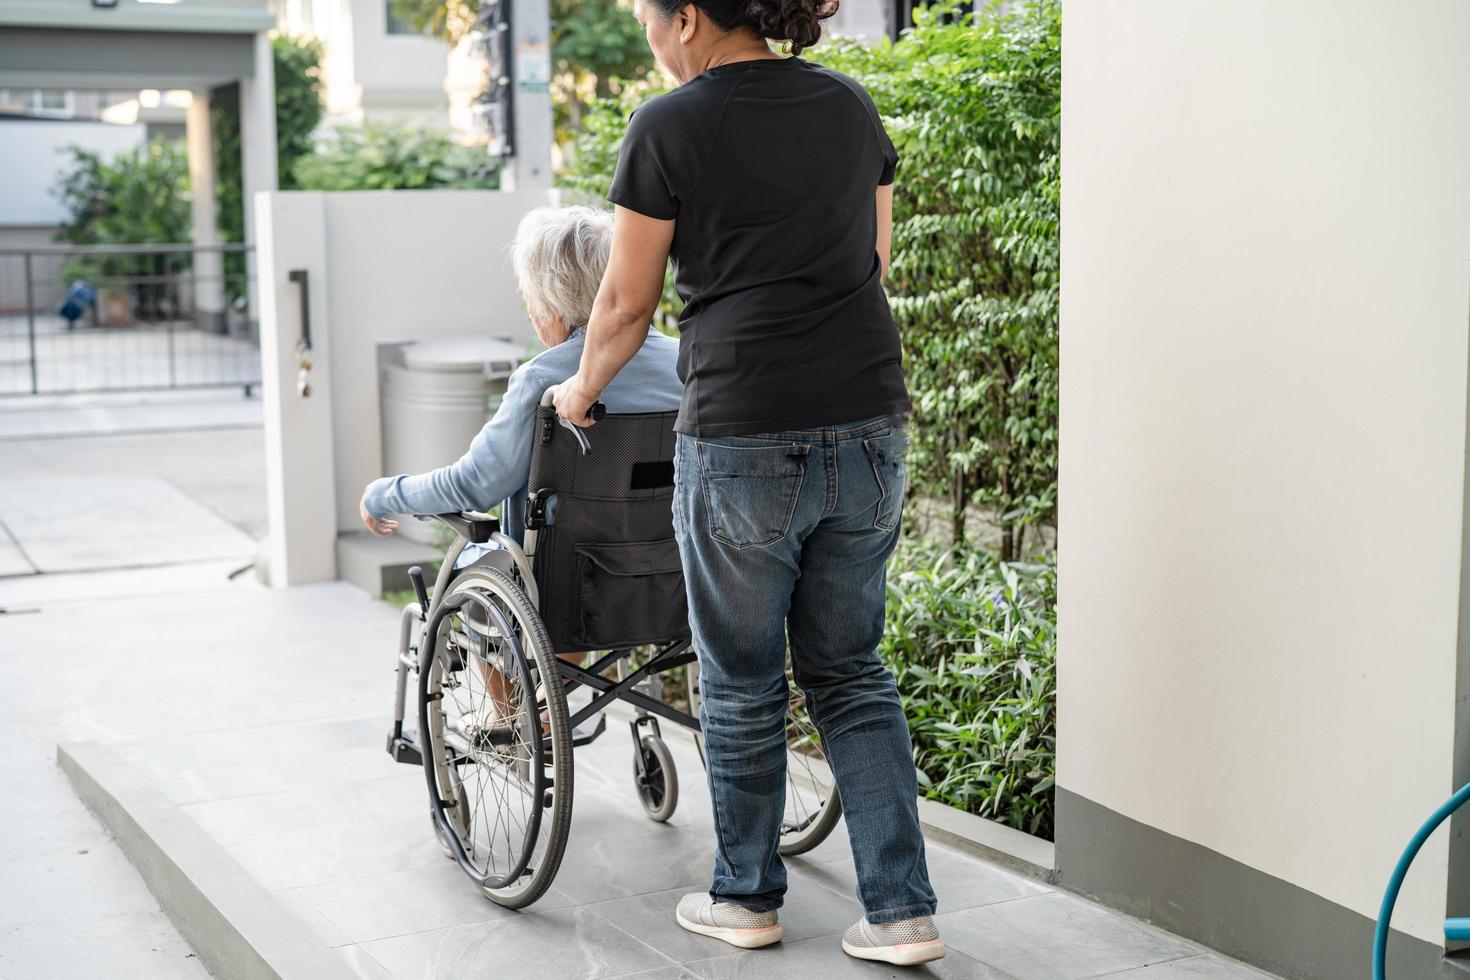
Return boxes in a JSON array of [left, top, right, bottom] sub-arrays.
[[433, 593, 550, 890]]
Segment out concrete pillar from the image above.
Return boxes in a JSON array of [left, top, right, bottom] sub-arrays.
[[503, 0, 552, 191], [255, 191, 338, 587], [185, 89, 226, 334], [239, 29, 279, 327]]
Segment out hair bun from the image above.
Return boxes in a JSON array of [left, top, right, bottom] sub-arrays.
[[745, 0, 838, 55]]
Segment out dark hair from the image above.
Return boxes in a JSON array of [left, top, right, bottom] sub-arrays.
[[650, 0, 840, 56]]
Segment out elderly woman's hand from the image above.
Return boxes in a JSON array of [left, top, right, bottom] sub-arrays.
[[550, 375, 601, 429], [360, 495, 399, 537]]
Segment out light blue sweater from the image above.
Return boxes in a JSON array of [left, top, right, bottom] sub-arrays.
[[363, 325, 682, 551]]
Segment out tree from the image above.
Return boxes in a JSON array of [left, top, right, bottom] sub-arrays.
[[388, 0, 655, 141], [549, 0, 654, 139], [388, 0, 477, 40]]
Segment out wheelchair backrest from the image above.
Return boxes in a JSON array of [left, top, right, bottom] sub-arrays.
[[526, 405, 689, 653]]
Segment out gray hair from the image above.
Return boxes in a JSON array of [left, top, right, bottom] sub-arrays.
[[509, 205, 613, 330]]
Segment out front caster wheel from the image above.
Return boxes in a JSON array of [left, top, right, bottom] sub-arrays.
[[633, 734, 678, 822]]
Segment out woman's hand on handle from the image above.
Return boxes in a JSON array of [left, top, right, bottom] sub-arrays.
[[360, 495, 398, 537], [549, 375, 603, 429]]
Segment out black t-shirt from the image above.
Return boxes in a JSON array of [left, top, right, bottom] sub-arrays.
[[608, 56, 910, 437]]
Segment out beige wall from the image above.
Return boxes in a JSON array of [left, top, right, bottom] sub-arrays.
[[284, 0, 450, 126], [1060, 0, 1470, 945]]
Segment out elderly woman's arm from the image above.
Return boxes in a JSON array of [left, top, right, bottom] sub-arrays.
[[361, 364, 545, 524], [553, 206, 675, 423]]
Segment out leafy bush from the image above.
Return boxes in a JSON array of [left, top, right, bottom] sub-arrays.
[[54, 141, 191, 247], [53, 140, 192, 317], [293, 121, 499, 191], [817, 1, 1060, 559], [882, 535, 1056, 839]]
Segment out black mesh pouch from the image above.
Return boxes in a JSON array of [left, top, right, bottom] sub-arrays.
[[526, 406, 690, 652]]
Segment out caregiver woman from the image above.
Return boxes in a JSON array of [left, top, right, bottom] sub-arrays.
[[550, 0, 941, 966]]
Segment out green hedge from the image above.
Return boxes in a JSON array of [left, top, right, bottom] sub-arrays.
[[293, 121, 499, 191], [817, 2, 1059, 559], [882, 535, 1056, 839], [551, 2, 1063, 839], [559, 2, 1060, 560]]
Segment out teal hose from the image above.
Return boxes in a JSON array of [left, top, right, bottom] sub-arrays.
[[1374, 781, 1470, 980]]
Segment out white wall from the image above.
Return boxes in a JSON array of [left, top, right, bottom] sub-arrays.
[[254, 189, 551, 586], [1060, 0, 1470, 945], [0, 118, 145, 226]]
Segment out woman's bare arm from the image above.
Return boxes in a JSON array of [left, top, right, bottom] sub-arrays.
[[876, 183, 894, 282], [553, 205, 675, 424]]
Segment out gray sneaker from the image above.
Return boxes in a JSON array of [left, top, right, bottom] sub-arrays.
[[841, 915, 945, 965], [675, 893, 782, 949]]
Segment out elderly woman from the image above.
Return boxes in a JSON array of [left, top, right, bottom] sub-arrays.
[[358, 204, 682, 567], [548, 0, 942, 966]]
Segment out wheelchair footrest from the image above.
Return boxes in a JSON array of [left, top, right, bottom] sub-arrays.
[[571, 713, 607, 748], [386, 730, 423, 766]]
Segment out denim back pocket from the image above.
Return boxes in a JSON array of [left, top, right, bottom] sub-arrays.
[[694, 440, 811, 549], [862, 427, 909, 531]]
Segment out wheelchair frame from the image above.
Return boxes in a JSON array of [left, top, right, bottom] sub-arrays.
[[382, 392, 843, 907], [385, 508, 703, 779]]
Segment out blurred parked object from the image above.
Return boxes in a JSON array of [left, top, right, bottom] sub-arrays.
[[55, 280, 97, 330]]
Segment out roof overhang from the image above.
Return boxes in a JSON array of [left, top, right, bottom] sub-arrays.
[[0, 26, 257, 90], [0, 0, 273, 34]]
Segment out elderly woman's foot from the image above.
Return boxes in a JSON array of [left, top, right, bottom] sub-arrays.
[[841, 915, 945, 965], [675, 893, 782, 949]]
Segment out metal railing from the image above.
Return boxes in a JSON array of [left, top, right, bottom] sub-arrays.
[[0, 242, 260, 397]]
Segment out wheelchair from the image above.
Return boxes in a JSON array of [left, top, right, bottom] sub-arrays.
[[385, 393, 844, 909]]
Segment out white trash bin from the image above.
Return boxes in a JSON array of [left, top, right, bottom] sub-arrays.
[[380, 336, 525, 544]]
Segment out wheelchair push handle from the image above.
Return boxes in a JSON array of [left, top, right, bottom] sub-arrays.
[[539, 388, 605, 455], [538, 386, 606, 422]]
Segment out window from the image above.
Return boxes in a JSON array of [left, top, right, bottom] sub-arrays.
[[385, 1, 418, 35], [0, 89, 75, 118]]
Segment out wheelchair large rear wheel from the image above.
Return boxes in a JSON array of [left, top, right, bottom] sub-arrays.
[[687, 664, 843, 856], [420, 566, 573, 909]]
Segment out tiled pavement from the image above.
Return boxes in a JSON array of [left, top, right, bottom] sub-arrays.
[[106, 696, 1281, 980]]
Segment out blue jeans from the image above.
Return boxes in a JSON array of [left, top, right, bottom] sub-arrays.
[[671, 414, 937, 925]]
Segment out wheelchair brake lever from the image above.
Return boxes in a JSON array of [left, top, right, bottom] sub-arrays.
[[555, 401, 605, 455]]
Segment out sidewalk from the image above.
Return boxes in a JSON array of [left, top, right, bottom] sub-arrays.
[[0, 389, 263, 578], [0, 390, 262, 978]]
